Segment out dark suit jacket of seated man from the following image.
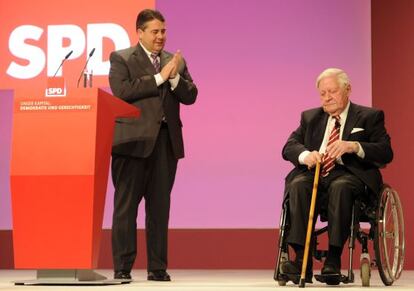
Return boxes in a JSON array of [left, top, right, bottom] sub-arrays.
[[280, 68, 393, 280]]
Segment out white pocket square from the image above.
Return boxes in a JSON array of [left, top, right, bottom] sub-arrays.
[[351, 128, 364, 134]]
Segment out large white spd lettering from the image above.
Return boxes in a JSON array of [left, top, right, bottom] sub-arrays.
[[7, 23, 130, 79], [7, 25, 45, 79]]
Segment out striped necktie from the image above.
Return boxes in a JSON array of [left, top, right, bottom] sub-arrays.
[[150, 53, 160, 73], [321, 116, 341, 177]]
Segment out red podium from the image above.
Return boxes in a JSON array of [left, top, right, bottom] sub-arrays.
[[10, 88, 139, 284]]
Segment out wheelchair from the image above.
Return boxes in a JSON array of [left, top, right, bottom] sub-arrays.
[[273, 184, 405, 287]]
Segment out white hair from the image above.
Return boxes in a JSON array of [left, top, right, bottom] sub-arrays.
[[316, 68, 351, 89]]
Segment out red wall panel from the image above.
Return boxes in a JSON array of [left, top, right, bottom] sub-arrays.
[[372, 0, 414, 269]]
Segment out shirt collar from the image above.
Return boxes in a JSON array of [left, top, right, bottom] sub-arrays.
[[139, 42, 160, 59], [339, 101, 350, 122], [329, 101, 350, 124]]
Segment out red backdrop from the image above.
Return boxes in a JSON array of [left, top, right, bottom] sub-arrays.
[[372, 0, 414, 269]]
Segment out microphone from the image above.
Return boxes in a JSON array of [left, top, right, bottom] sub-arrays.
[[89, 48, 96, 57], [52, 50, 73, 77], [77, 48, 96, 88]]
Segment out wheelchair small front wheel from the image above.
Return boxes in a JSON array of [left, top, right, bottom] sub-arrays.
[[360, 259, 370, 287]]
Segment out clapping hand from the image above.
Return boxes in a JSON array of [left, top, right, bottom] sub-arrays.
[[160, 50, 183, 81]]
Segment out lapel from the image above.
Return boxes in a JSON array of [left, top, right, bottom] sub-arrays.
[[132, 44, 168, 101], [342, 102, 359, 141], [132, 44, 157, 76], [160, 51, 172, 69]]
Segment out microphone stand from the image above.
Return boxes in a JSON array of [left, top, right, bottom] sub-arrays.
[[77, 48, 95, 88]]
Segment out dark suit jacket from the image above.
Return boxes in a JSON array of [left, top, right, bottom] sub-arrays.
[[282, 102, 393, 195], [109, 44, 198, 159]]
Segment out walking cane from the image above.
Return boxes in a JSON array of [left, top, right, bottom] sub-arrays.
[[299, 161, 321, 288]]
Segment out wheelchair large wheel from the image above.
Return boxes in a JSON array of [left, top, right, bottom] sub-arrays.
[[374, 185, 405, 286]]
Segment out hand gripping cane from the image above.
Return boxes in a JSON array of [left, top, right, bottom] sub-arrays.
[[299, 161, 321, 288]]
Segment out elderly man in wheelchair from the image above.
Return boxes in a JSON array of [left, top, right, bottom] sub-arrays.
[[275, 68, 400, 286]]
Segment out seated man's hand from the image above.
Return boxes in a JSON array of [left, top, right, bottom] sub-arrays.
[[304, 151, 322, 169], [326, 140, 359, 160]]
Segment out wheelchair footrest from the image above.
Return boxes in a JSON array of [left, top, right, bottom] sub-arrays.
[[315, 273, 349, 285], [279, 273, 313, 285]]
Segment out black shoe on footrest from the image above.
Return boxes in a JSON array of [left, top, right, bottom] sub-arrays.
[[319, 262, 341, 285], [321, 262, 340, 275]]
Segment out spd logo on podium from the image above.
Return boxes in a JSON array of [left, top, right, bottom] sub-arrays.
[[45, 77, 66, 97]]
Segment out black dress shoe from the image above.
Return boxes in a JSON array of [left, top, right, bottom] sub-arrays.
[[114, 271, 132, 280], [321, 262, 340, 275], [280, 260, 313, 283], [147, 270, 171, 281], [320, 262, 341, 285]]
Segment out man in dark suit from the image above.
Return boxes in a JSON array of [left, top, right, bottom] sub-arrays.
[[108, 9, 197, 281], [280, 68, 393, 283]]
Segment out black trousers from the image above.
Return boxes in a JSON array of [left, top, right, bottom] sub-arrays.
[[285, 166, 365, 248], [111, 126, 178, 272]]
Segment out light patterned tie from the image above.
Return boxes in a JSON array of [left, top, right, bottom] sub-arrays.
[[321, 116, 341, 177], [150, 53, 160, 73]]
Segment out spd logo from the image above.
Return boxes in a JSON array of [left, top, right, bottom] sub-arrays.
[[0, 0, 154, 90], [45, 77, 66, 97]]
